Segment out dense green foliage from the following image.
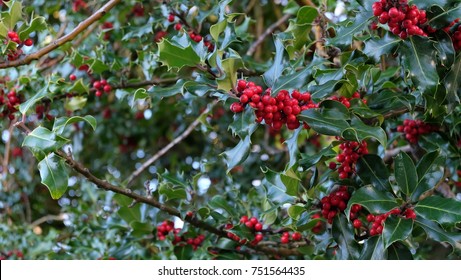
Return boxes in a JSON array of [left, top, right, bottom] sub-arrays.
[[0, 0, 461, 260]]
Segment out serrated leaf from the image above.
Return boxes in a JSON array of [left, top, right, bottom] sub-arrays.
[[299, 145, 336, 168], [272, 66, 312, 94], [382, 216, 413, 249], [298, 102, 350, 136], [52, 115, 96, 135], [18, 16, 47, 41], [280, 170, 300, 196], [222, 135, 251, 172], [23, 127, 69, 153], [208, 195, 236, 217], [387, 242, 413, 260], [263, 38, 285, 88], [359, 235, 386, 260], [210, 19, 227, 43], [427, 4, 461, 29], [228, 224, 254, 241], [38, 154, 68, 200], [400, 36, 439, 93], [6, 0, 22, 30], [415, 196, 461, 224], [117, 204, 141, 223], [444, 54, 461, 103], [363, 34, 400, 61], [394, 152, 418, 197], [68, 79, 89, 94], [326, 10, 373, 46], [332, 215, 360, 260], [415, 218, 461, 251], [157, 39, 201, 70], [228, 107, 258, 138], [130, 221, 153, 237], [217, 55, 244, 91], [356, 155, 392, 192], [148, 79, 186, 99], [262, 167, 295, 204], [346, 186, 399, 219], [288, 204, 305, 220], [341, 116, 387, 148], [19, 86, 49, 115], [412, 151, 445, 201], [284, 127, 301, 170]]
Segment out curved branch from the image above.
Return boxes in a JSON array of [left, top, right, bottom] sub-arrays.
[[0, 0, 122, 69], [55, 149, 302, 257]]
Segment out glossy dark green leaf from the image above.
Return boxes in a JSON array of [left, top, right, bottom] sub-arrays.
[[298, 103, 350, 136], [18, 16, 47, 41], [415, 218, 461, 251], [284, 127, 301, 170], [395, 152, 418, 197], [299, 145, 336, 169], [22, 127, 69, 153], [326, 9, 373, 47], [157, 39, 201, 70], [158, 184, 187, 201], [148, 79, 186, 99], [332, 215, 360, 260], [382, 216, 413, 249], [363, 34, 400, 61], [130, 221, 153, 237], [272, 66, 312, 94], [38, 154, 68, 200], [387, 242, 413, 260], [217, 53, 244, 91], [228, 224, 254, 241], [261, 167, 295, 204], [174, 245, 194, 260], [288, 204, 306, 220], [400, 36, 439, 93], [19, 86, 49, 115], [412, 151, 445, 201], [228, 107, 258, 138], [263, 38, 285, 88], [117, 204, 141, 223], [427, 4, 461, 29], [346, 186, 399, 218], [356, 155, 392, 192], [341, 116, 387, 148], [359, 235, 386, 260], [444, 54, 461, 103], [208, 195, 237, 217], [280, 169, 300, 196], [222, 135, 251, 172], [415, 196, 461, 224]]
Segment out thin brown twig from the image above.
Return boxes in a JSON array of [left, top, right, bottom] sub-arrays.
[[0, 0, 122, 69], [246, 13, 291, 57], [30, 214, 67, 228], [126, 99, 219, 187], [1, 121, 16, 184]]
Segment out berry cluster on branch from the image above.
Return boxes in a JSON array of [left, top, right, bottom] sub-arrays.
[[3, 30, 33, 61], [351, 207, 416, 236], [0, 88, 21, 120], [230, 79, 317, 131], [156, 220, 206, 251], [444, 19, 461, 51], [320, 186, 351, 224], [329, 139, 369, 179], [396, 119, 438, 144], [167, 11, 214, 52]]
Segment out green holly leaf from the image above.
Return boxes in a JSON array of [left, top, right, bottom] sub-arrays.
[[208, 195, 237, 217], [326, 9, 373, 47], [400, 36, 439, 93], [216, 51, 244, 91], [158, 183, 187, 201], [262, 167, 295, 204], [444, 54, 461, 103], [363, 34, 401, 61], [415, 196, 461, 225], [412, 151, 445, 201], [23, 127, 69, 154], [19, 86, 50, 115], [64, 96, 88, 112], [38, 154, 69, 200], [52, 115, 97, 135], [157, 39, 201, 70], [228, 107, 258, 138], [284, 127, 302, 170], [356, 155, 392, 192], [222, 135, 251, 172], [298, 101, 350, 136], [341, 116, 387, 148], [18, 16, 47, 41], [346, 186, 399, 219], [263, 38, 286, 88], [415, 218, 461, 251], [359, 235, 386, 260], [332, 215, 360, 260], [174, 245, 194, 260], [382, 216, 413, 249], [394, 152, 418, 198]]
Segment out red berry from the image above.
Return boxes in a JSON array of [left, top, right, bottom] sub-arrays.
[[280, 236, 289, 244], [353, 219, 362, 229], [24, 38, 33, 46], [174, 23, 182, 31], [292, 232, 302, 241], [69, 74, 77, 81], [168, 14, 175, 22], [103, 85, 112, 93], [254, 223, 263, 231]]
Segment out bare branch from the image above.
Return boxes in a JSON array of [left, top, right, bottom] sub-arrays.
[[0, 0, 122, 69], [246, 13, 291, 57]]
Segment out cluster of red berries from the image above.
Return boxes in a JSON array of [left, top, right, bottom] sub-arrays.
[[230, 80, 317, 131], [372, 0, 430, 39], [0, 250, 24, 260], [156, 220, 206, 251], [280, 231, 303, 244], [396, 119, 438, 144], [0, 89, 21, 120], [72, 0, 87, 12], [320, 186, 351, 224], [154, 30, 168, 43], [225, 216, 265, 246], [351, 207, 416, 236], [330, 140, 369, 179], [330, 92, 366, 108], [4, 31, 33, 61], [443, 19, 461, 51], [92, 79, 112, 97]]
